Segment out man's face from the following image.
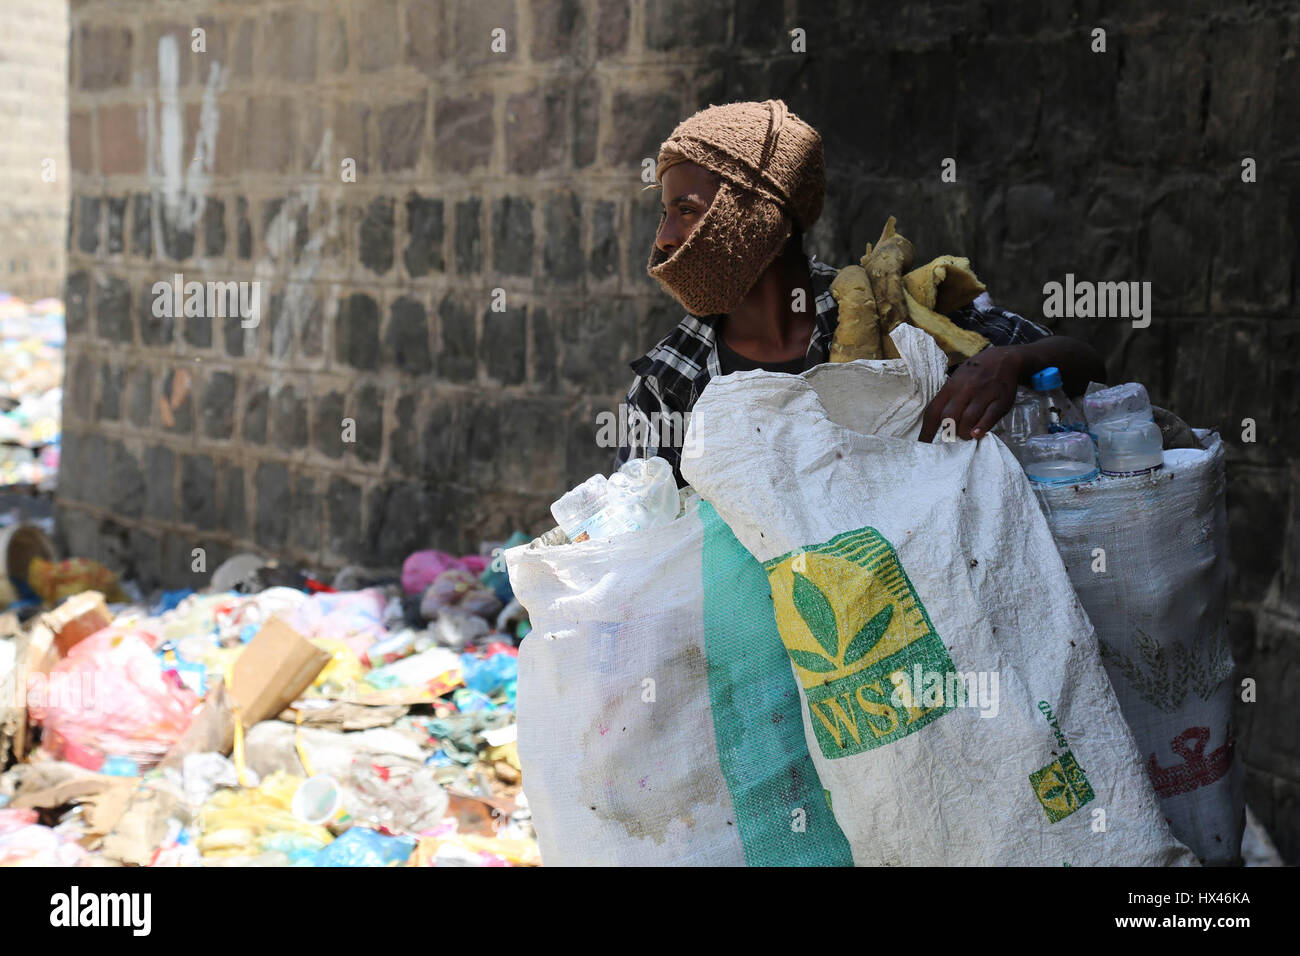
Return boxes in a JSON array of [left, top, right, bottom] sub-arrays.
[[652, 162, 720, 264]]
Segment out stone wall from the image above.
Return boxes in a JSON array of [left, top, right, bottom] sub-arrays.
[[59, 1, 1298, 858], [0, 0, 68, 299]]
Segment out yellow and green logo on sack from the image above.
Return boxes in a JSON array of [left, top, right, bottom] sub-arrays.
[[1029, 752, 1095, 823], [763, 527, 959, 759]]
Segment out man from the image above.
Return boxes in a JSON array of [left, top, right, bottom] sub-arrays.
[[614, 99, 1106, 486]]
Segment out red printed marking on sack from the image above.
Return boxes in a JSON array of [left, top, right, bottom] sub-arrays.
[[1147, 725, 1232, 798]]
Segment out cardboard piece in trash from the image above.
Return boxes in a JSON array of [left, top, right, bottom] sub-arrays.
[[159, 680, 235, 768], [100, 778, 192, 866], [6, 592, 111, 763], [343, 669, 463, 707], [10, 774, 139, 838], [229, 617, 330, 729], [277, 699, 408, 731], [445, 790, 517, 836], [45, 591, 112, 657]]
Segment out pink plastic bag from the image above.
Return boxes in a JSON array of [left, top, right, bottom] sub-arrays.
[[281, 587, 389, 660], [402, 551, 461, 596], [402, 551, 488, 595], [0, 809, 39, 833], [38, 629, 199, 771], [0, 815, 89, 866]]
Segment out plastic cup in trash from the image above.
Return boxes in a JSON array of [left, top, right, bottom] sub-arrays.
[[292, 775, 343, 825]]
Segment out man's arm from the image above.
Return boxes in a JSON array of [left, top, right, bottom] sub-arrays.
[[919, 336, 1107, 443], [918, 291, 1107, 442], [1009, 334, 1108, 397]]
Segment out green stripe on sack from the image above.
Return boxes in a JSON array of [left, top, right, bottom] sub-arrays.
[[699, 500, 853, 866]]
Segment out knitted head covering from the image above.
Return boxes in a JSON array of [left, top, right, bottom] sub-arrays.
[[647, 99, 825, 316]]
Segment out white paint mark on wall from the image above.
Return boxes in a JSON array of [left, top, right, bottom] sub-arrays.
[[157, 35, 183, 219], [154, 34, 222, 233], [253, 128, 344, 371]]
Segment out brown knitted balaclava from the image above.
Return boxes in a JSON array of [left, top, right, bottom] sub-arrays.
[[647, 99, 825, 317]]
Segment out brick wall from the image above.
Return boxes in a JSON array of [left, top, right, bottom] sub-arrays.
[[0, 0, 68, 299], [59, 1, 1298, 857]]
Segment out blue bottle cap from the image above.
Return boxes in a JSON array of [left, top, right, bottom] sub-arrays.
[[1031, 366, 1063, 391]]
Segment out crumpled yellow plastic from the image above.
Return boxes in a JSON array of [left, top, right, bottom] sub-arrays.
[[197, 771, 333, 859]]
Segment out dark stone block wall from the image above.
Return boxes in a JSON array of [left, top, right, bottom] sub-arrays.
[[61, 0, 1298, 858]]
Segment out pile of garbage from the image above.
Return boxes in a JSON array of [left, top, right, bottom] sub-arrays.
[[0, 293, 62, 490], [0, 539, 539, 867]]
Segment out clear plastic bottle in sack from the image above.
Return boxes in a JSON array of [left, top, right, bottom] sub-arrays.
[[548, 456, 679, 543], [1021, 431, 1100, 485], [605, 456, 678, 532], [1030, 367, 1086, 433], [1096, 418, 1163, 476], [549, 473, 632, 543], [1081, 382, 1154, 438], [992, 387, 1047, 462]]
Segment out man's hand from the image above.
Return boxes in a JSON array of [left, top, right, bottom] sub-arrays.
[[919, 346, 1023, 443]]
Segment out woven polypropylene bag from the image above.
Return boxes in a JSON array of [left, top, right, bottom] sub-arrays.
[[681, 325, 1196, 866], [1034, 435, 1242, 864], [506, 498, 851, 866]]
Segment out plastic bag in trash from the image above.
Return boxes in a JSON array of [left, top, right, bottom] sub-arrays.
[[340, 753, 449, 835], [198, 771, 333, 863], [420, 569, 503, 622], [27, 556, 128, 605], [430, 610, 489, 651], [280, 588, 388, 660], [0, 809, 90, 866], [459, 652, 518, 696], [402, 550, 487, 597], [480, 531, 530, 602], [38, 629, 199, 772], [312, 826, 416, 867]]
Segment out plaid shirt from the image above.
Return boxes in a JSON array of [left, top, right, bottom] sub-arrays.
[[613, 253, 1053, 484]]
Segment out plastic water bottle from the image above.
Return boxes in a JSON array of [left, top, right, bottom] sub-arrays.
[[1030, 367, 1086, 433], [549, 474, 616, 543], [993, 387, 1047, 462], [549, 457, 678, 543], [605, 457, 678, 532], [1082, 382, 1154, 438], [1021, 432, 1099, 485], [1096, 419, 1163, 476]]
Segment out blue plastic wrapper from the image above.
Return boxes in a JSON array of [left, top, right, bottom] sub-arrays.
[[152, 589, 195, 615], [425, 750, 456, 767], [459, 652, 518, 696], [313, 827, 417, 867], [452, 687, 496, 713], [100, 755, 140, 776]]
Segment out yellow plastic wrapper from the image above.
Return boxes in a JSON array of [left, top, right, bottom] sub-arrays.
[[308, 638, 366, 696], [27, 557, 129, 606], [484, 739, 521, 772], [198, 771, 333, 860], [412, 834, 541, 867]]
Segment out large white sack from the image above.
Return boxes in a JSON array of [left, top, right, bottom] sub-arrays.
[[1034, 434, 1243, 863], [681, 324, 1196, 866], [506, 498, 852, 866]]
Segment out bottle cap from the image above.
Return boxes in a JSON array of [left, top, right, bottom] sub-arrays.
[[1031, 367, 1063, 391]]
